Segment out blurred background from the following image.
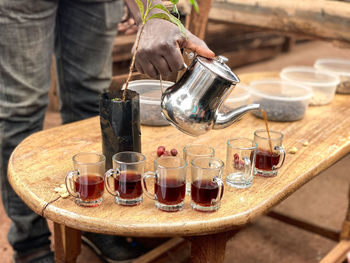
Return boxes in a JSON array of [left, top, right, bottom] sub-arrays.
[[2, 0, 350, 262]]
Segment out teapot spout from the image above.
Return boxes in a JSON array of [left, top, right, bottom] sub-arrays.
[[213, 104, 261, 130]]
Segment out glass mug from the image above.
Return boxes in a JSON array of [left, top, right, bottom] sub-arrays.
[[190, 157, 224, 212], [104, 152, 145, 206], [65, 152, 106, 207], [142, 156, 187, 212], [183, 144, 215, 194], [226, 138, 257, 189], [254, 129, 286, 177]]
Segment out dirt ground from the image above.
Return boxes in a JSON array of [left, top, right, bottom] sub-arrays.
[[1, 40, 350, 263]]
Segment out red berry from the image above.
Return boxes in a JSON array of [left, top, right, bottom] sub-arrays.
[[163, 150, 170, 156], [157, 146, 166, 157], [170, 148, 178, 156], [234, 153, 239, 160]]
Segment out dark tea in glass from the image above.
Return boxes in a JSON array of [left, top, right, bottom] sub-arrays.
[[190, 157, 224, 212], [255, 149, 280, 171], [74, 175, 104, 201], [114, 172, 142, 200], [142, 156, 187, 212], [191, 179, 221, 207], [105, 152, 146, 206], [155, 179, 186, 205], [66, 152, 106, 207], [253, 129, 286, 177]]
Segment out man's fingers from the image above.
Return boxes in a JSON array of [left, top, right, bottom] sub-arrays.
[[139, 61, 158, 78], [183, 39, 215, 59], [163, 47, 184, 72], [152, 56, 172, 77]]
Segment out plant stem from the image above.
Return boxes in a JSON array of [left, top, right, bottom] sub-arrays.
[[122, 23, 145, 101]]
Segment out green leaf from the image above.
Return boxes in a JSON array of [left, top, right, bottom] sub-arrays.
[[134, 0, 145, 22], [147, 0, 154, 10], [170, 15, 187, 38], [172, 4, 180, 19], [149, 3, 171, 15], [188, 0, 199, 13], [146, 12, 187, 38], [146, 12, 171, 22], [169, 0, 179, 4]]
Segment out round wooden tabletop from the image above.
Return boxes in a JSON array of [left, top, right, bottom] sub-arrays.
[[8, 72, 350, 237]]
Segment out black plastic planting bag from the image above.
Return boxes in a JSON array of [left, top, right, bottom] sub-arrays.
[[99, 89, 141, 170]]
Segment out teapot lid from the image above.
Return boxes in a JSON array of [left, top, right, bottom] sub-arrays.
[[197, 56, 240, 84]]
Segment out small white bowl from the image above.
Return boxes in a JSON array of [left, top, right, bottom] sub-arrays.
[[220, 83, 250, 114], [125, 80, 173, 126], [280, 66, 340, 106], [314, 58, 350, 94], [249, 79, 312, 122]]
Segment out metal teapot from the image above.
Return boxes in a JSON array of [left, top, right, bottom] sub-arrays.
[[160, 55, 261, 136]]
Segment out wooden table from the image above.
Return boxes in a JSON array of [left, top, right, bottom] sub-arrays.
[[8, 72, 350, 263]]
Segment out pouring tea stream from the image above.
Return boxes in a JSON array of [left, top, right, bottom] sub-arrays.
[[160, 55, 261, 136]]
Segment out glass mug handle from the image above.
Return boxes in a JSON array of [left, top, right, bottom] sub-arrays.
[[211, 176, 224, 206], [65, 170, 80, 198], [104, 169, 120, 197], [142, 171, 157, 201], [272, 146, 286, 170], [243, 156, 251, 179]]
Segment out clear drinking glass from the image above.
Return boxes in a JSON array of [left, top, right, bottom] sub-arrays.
[[190, 157, 224, 212], [226, 138, 257, 189], [254, 129, 286, 177], [65, 152, 106, 207], [183, 144, 215, 194], [142, 156, 187, 212], [104, 151, 145, 206]]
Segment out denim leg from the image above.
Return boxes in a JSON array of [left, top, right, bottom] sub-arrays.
[[0, 0, 57, 253], [55, 0, 123, 124]]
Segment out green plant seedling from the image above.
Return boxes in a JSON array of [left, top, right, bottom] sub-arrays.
[[122, 0, 198, 101]]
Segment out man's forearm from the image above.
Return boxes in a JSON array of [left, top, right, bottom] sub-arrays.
[[123, 0, 165, 25]]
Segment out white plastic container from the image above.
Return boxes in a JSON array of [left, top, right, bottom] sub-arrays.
[[249, 79, 312, 122], [314, 58, 350, 94], [125, 80, 174, 126], [220, 83, 250, 114], [280, 66, 340, 106]]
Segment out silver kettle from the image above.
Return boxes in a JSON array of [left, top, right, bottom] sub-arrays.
[[160, 55, 261, 136]]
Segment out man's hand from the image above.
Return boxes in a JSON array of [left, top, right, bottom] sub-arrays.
[[133, 19, 215, 78]]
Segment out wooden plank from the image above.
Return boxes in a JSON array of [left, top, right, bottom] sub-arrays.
[[189, 231, 238, 263], [340, 184, 350, 240], [112, 34, 136, 63], [320, 240, 350, 263], [221, 45, 284, 69], [189, 233, 228, 263], [187, 0, 215, 39], [133, 238, 186, 263], [209, 0, 350, 45], [267, 211, 340, 241], [53, 223, 81, 263]]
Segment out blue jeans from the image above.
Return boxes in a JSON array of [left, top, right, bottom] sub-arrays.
[[0, 0, 123, 253]]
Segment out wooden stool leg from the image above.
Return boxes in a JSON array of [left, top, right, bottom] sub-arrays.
[[53, 223, 81, 263], [189, 230, 238, 263]]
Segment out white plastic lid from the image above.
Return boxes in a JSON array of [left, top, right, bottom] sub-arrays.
[[249, 79, 313, 101], [123, 79, 174, 104], [314, 58, 350, 77], [226, 83, 250, 103], [280, 66, 340, 87]]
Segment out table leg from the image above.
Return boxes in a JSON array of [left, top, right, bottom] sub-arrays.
[[53, 223, 81, 263], [189, 230, 238, 263]]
